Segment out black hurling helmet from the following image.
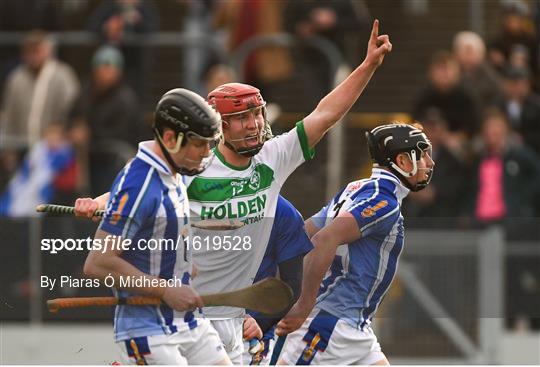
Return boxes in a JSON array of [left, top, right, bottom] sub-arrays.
[[365, 123, 434, 191], [154, 88, 221, 176]]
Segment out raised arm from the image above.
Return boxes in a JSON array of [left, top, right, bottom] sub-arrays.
[[276, 212, 361, 335], [303, 19, 392, 148]]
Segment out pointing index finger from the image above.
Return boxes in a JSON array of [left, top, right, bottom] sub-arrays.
[[371, 19, 379, 40]]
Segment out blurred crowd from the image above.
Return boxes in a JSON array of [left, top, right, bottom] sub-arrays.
[[0, 0, 538, 332], [1, 0, 538, 231], [0, 0, 367, 211], [0, 0, 156, 211], [403, 1, 540, 331], [405, 1, 540, 239]]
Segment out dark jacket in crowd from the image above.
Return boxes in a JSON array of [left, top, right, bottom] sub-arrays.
[[499, 93, 540, 156], [403, 145, 467, 220], [69, 81, 144, 150], [413, 84, 480, 136], [462, 63, 504, 111]]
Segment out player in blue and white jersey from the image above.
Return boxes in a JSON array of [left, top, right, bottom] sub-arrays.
[[242, 195, 314, 365], [76, 21, 393, 364], [81, 89, 231, 365], [276, 123, 435, 365]]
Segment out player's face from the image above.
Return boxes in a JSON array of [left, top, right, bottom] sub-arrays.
[[175, 137, 213, 171], [222, 105, 265, 151], [23, 42, 50, 71]]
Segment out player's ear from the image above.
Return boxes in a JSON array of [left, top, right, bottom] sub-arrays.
[[221, 119, 230, 130], [395, 152, 411, 170], [162, 129, 177, 149]]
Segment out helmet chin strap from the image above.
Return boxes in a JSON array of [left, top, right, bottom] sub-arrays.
[[389, 150, 418, 178], [387, 150, 433, 192], [223, 139, 263, 157]]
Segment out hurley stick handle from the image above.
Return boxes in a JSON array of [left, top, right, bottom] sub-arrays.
[[36, 204, 105, 217]]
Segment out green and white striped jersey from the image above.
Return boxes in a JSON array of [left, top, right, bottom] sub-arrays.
[[186, 121, 314, 318]]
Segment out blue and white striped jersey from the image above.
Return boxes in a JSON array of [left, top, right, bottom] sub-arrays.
[[99, 141, 195, 342], [311, 168, 410, 329]]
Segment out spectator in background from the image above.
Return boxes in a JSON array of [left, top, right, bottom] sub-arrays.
[[204, 63, 237, 95], [0, 30, 79, 192], [403, 109, 467, 225], [465, 109, 540, 235], [413, 50, 479, 139], [285, 0, 369, 110], [212, 0, 292, 104], [498, 65, 540, 156], [0, 0, 63, 89], [0, 30, 79, 149], [87, 0, 159, 104], [489, 0, 539, 86], [453, 31, 504, 112], [0, 123, 77, 217], [68, 46, 144, 197]]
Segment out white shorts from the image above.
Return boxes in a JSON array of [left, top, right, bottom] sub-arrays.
[[242, 337, 275, 365], [279, 308, 386, 365], [116, 318, 228, 365], [210, 318, 245, 364]]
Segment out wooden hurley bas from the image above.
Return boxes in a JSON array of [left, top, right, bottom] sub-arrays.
[[47, 277, 293, 316]]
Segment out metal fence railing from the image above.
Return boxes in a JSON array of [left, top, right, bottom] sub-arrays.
[[383, 228, 504, 364]]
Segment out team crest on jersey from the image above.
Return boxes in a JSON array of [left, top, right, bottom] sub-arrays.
[[361, 200, 388, 218], [347, 181, 363, 193], [248, 171, 260, 190], [110, 193, 129, 225]]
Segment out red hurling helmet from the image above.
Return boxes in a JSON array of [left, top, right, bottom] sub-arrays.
[[208, 83, 271, 157]]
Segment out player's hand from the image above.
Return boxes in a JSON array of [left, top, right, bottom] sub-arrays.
[[243, 315, 263, 340], [364, 19, 392, 68], [162, 285, 203, 312], [275, 300, 313, 336], [74, 197, 101, 222]]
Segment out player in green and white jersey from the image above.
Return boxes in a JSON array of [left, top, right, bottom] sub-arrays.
[[188, 19, 392, 363], [75, 20, 391, 364]]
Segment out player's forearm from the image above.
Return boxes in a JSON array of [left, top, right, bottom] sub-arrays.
[[254, 255, 306, 333], [279, 255, 304, 302], [94, 192, 110, 210], [303, 61, 378, 147], [297, 235, 338, 307]]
